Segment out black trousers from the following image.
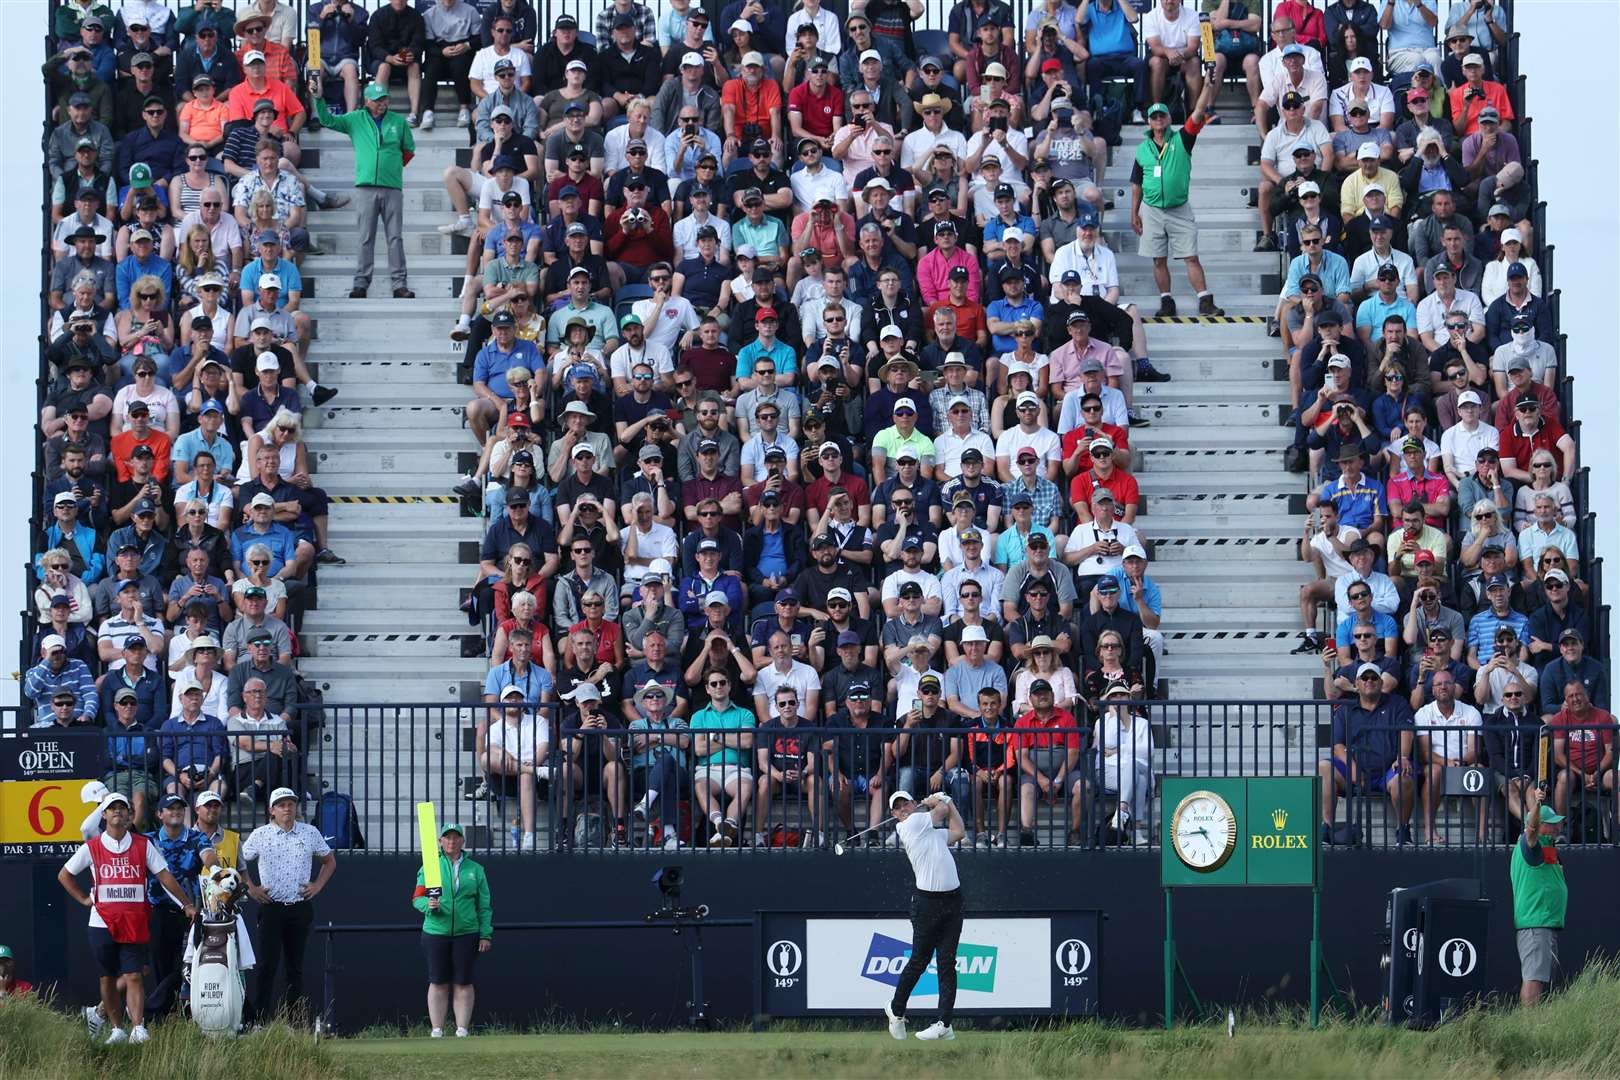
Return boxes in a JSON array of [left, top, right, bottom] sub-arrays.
[[891, 887, 964, 1026], [253, 900, 315, 1022], [145, 903, 191, 1016], [423, 40, 476, 108]]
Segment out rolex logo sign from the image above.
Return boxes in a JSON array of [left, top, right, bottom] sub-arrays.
[[1252, 807, 1308, 849]]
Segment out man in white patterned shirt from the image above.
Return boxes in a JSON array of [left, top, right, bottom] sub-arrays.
[[241, 788, 336, 1023]]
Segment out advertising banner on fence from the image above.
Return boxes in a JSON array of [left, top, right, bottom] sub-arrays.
[[755, 910, 1102, 1021]]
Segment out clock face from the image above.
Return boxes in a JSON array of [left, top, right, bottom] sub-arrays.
[[1170, 791, 1237, 872]]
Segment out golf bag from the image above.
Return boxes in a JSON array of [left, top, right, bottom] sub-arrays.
[[187, 919, 247, 1036]]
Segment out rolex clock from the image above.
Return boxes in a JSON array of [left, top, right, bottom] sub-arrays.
[[1169, 789, 1238, 873]]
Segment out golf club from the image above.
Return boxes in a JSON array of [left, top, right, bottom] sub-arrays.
[[833, 817, 895, 855]]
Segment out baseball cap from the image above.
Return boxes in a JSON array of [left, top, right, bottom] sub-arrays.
[[270, 787, 299, 805]]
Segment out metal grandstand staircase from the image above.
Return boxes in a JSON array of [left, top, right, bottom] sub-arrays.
[[1100, 89, 1322, 772], [294, 86, 488, 843]]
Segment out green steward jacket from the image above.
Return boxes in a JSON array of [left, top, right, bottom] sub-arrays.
[[315, 98, 415, 189], [413, 854, 494, 939]]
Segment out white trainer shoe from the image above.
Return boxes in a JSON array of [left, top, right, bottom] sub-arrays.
[[129, 1025, 150, 1044], [431, 1027, 444, 1038], [455, 1027, 469, 1037], [421, 110, 436, 131], [84, 1005, 107, 1036], [105, 1027, 128, 1044], [883, 1002, 907, 1041], [456, 106, 471, 126], [438, 214, 473, 235], [915, 1021, 955, 1041]]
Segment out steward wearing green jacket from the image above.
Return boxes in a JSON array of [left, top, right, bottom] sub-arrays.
[[411, 824, 492, 1037], [312, 78, 415, 298]]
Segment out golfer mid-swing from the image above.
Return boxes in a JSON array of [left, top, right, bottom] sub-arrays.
[[883, 788, 966, 1042]]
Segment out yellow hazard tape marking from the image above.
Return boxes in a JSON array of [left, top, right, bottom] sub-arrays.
[[1145, 315, 1269, 324], [330, 495, 459, 504]]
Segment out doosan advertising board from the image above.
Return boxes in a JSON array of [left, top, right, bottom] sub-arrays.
[[754, 910, 1102, 1022]]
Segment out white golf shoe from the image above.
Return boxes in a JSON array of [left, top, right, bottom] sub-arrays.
[[129, 1025, 150, 1044], [104, 1027, 128, 1044], [915, 1021, 955, 1041], [883, 1002, 906, 1041]]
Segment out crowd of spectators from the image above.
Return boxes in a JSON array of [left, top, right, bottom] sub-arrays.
[[1253, 0, 1611, 845], [29, 1, 1607, 853], [30, 0, 350, 831]]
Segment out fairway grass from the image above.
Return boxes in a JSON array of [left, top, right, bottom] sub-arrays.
[[6, 962, 1619, 1079]]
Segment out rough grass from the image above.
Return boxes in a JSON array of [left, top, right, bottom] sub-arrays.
[[0, 993, 332, 1080], [7, 961, 1619, 1079]]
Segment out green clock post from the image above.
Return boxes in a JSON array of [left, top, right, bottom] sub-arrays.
[[1160, 777, 1334, 1028]]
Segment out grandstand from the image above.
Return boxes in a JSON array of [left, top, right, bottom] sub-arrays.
[[21, 0, 1611, 855]]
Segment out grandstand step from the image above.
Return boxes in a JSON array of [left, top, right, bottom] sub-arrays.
[[303, 634, 476, 659], [316, 357, 465, 381], [1116, 270, 1276, 296], [1135, 448, 1286, 474], [1134, 469, 1298, 493], [1146, 534, 1298, 561], [1133, 380, 1289, 407], [301, 254, 471, 278], [313, 404, 469, 429], [312, 447, 463, 474], [1129, 423, 1283, 449], [316, 535, 466, 564], [302, 608, 475, 634], [316, 583, 467, 609], [315, 475, 465, 499], [1127, 400, 1283, 426]]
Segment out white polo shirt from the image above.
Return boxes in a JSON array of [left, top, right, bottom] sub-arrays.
[[897, 805, 959, 892]]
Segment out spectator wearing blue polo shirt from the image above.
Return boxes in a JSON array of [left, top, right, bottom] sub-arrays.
[[985, 267, 1043, 356], [1312, 445, 1387, 546], [1106, 544, 1163, 665], [1282, 234, 1351, 303], [735, 308, 798, 383], [171, 398, 235, 481], [1354, 264, 1419, 350], [1466, 573, 1532, 667], [230, 492, 310, 602], [1079, 0, 1147, 105], [485, 640, 555, 705], [467, 311, 543, 446], [240, 232, 304, 311]]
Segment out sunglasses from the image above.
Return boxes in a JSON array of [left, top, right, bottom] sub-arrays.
[[1352, 632, 1375, 640], [1099, 642, 1121, 650], [189, 154, 208, 162], [708, 680, 730, 688], [582, 600, 605, 608], [1532, 462, 1554, 469], [1349, 592, 1371, 601]]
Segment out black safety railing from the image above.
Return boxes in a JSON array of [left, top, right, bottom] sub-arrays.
[[7, 704, 1615, 857], [1325, 719, 1618, 850]]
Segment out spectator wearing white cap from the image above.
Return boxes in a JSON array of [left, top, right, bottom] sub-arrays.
[[1440, 389, 1500, 487], [1328, 55, 1396, 132], [24, 635, 98, 725], [994, 390, 1062, 483]]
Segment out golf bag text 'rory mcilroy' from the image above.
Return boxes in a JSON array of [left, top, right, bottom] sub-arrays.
[[189, 920, 246, 1034]]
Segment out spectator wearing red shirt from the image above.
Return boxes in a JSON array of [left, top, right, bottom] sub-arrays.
[[786, 63, 844, 147], [721, 54, 784, 161], [1497, 393, 1574, 484], [234, 17, 299, 89], [925, 269, 988, 347], [569, 607, 625, 668], [1547, 680, 1616, 820], [1069, 442, 1140, 524], [1386, 439, 1452, 528], [805, 444, 871, 531], [1060, 400, 1129, 475], [1447, 56, 1514, 138], [110, 405, 173, 483], [678, 323, 737, 397], [606, 180, 675, 282], [1013, 679, 1084, 846], [1272, 0, 1327, 54]]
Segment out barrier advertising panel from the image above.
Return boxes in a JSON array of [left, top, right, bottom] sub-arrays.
[[755, 910, 1102, 1022]]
